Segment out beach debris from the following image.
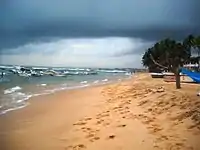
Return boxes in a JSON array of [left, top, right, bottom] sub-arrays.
[[197, 92, 200, 96], [156, 86, 165, 93], [144, 87, 165, 94]]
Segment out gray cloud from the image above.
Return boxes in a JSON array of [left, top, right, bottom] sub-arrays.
[[1, 0, 200, 50], [0, 37, 148, 68], [112, 39, 154, 57], [0, 0, 200, 67]]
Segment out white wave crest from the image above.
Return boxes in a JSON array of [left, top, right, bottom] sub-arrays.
[[97, 70, 127, 73], [93, 80, 99, 84], [80, 81, 88, 84], [4, 86, 22, 94], [102, 79, 108, 82]]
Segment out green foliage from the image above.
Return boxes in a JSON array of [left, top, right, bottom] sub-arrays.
[[183, 35, 200, 56], [141, 35, 198, 89], [142, 38, 191, 73]]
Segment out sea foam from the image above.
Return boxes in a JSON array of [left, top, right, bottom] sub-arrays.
[[93, 80, 99, 84], [80, 81, 88, 84], [102, 79, 108, 82], [4, 86, 22, 94]]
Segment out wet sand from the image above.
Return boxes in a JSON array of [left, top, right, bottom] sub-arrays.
[[0, 73, 200, 150]]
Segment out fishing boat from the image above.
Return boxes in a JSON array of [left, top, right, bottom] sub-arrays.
[[150, 72, 164, 78], [163, 71, 193, 83], [18, 72, 31, 77]]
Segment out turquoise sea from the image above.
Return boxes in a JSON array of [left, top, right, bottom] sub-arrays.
[[0, 65, 134, 115]]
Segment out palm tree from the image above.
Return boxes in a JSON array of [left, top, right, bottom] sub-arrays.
[[142, 38, 191, 89]]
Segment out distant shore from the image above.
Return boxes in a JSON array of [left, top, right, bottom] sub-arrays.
[[0, 73, 200, 150]]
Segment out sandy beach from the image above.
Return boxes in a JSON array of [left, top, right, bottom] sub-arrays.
[[0, 73, 200, 150]]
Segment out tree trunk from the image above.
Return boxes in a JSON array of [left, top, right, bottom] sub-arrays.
[[175, 68, 181, 89]]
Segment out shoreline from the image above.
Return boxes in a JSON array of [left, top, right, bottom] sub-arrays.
[[0, 76, 132, 116], [0, 73, 200, 150]]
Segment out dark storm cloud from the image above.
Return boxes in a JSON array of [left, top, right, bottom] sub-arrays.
[[0, 0, 200, 51]]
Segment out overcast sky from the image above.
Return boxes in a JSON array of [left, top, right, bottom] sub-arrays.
[[0, 0, 200, 68]]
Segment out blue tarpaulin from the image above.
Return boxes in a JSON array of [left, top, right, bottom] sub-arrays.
[[181, 68, 200, 83]]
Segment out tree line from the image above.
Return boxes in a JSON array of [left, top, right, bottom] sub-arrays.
[[142, 35, 200, 89]]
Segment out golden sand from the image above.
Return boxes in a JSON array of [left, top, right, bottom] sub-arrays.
[[0, 73, 200, 150]]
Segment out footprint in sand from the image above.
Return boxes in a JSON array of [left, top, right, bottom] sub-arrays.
[[147, 126, 163, 134], [112, 106, 123, 110], [84, 130, 101, 142], [96, 113, 110, 119], [146, 108, 153, 112], [156, 135, 169, 141], [102, 122, 110, 126], [124, 106, 130, 110], [82, 117, 92, 121], [81, 127, 92, 132], [117, 124, 126, 128], [73, 117, 93, 126], [73, 122, 87, 126], [65, 144, 86, 150], [113, 108, 122, 113], [81, 127, 100, 135], [107, 135, 116, 139], [137, 100, 148, 106], [119, 110, 130, 115], [122, 116, 127, 119], [141, 117, 154, 124], [85, 133, 96, 138], [89, 136, 100, 142], [102, 110, 110, 113], [165, 142, 185, 150], [95, 119, 110, 126], [136, 114, 146, 118], [135, 114, 155, 124], [96, 119, 104, 125]]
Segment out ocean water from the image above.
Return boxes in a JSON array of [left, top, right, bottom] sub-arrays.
[[0, 66, 133, 115]]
